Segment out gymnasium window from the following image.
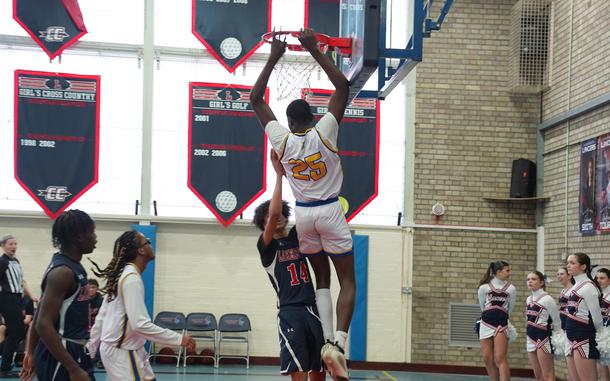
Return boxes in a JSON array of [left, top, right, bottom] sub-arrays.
[[0, 0, 405, 225]]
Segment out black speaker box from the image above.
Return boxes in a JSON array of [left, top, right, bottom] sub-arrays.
[[510, 158, 536, 198]]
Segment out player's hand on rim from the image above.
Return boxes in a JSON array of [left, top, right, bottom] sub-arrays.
[[269, 28, 287, 62], [298, 28, 319, 53]]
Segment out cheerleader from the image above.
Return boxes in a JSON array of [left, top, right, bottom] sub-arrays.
[[557, 267, 574, 332], [595, 268, 610, 381], [565, 253, 603, 381], [526, 271, 561, 381], [556, 267, 578, 381], [478, 261, 516, 381]]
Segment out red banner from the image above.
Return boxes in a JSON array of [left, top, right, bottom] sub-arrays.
[[15, 70, 100, 219], [188, 83, 267, 227]]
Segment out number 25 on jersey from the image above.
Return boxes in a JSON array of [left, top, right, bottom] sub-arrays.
[[288, 152, 327, 181]]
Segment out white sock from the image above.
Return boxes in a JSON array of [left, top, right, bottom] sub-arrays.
[[335, 331, 348, 351], [315, 288, 334, 342]]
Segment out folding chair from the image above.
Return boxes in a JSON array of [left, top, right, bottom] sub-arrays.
[[148, 311, 186, 367], [183, 312, 217, 367], [217, 313, 251, 368]]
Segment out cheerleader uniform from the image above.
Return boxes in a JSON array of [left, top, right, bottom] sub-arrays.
[[565, 273, 603, 359], [526, 289, 561, 353], [558, 287, 570, 331], [602, 286, 610, 327], [478, 277, 517, 339]]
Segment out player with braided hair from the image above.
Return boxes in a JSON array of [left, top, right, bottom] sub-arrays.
[[87, 230, 195, 381], [20, 209, 97, 381]]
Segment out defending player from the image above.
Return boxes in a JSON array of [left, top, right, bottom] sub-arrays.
[[251, 28, 353, 381], [253, 150, 325, 381], [87, 231, 195, 381]]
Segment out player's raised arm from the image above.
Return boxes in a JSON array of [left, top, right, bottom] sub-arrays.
[[298, 28, 349, 123], [251, 32, 286, 128], [262, 150, 285, 246]]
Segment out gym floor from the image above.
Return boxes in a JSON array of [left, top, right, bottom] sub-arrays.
[[56, 364, 534, 381]]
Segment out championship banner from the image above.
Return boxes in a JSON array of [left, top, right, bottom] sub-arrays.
[[14, 70, 100, 219], [192, 0, 271, 73], [188, 83, 266, 227], [597, 133, 610, 232], [304, 89, 379, 222], [304, 0, 340, 35], [579, 138, 596, 235], [13, 0, 87, 60]]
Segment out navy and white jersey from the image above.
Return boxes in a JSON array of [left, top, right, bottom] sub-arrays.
[[558, 287, 570, 330], [0, 254, 24, 294], [526, 289, 560, 353], [257, 227, 316, 308], [478, 277, 517, 323], [566, 274, 603, 330], [477, 278, 516, 340], [39, 253, 91, 340], [34, 253, 93, 381], [565, 274, 602, 359], [526, 289, 561, 331], [601, 286, 610, 327]]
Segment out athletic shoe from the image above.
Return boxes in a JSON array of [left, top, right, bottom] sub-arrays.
[[320, 341, 349, 380]]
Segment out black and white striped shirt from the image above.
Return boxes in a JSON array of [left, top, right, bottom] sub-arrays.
[[0, 254, 24, 294]]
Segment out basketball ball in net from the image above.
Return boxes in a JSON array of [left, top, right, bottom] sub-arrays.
[[156, 347, 175, 364], [199, 349, 215, 365]]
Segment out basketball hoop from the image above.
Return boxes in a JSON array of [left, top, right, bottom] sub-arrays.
[[261, 31, 352, 101], [261, 31, 352, 55]]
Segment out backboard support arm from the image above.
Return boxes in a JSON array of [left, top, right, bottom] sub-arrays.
[[376, 0, 453, 99]]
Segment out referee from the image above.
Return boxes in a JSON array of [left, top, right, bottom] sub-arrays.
[[0, 235, 27, 377]]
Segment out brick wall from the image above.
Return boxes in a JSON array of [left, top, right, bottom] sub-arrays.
[[411, 230, 536, 368], [542, 0, 610, 379], [411, 0, 541, 370]]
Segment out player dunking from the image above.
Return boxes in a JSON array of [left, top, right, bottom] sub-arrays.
[[253, 150, 325, 381], [251, 28, 354, 381], [87, 231, 195, 381]]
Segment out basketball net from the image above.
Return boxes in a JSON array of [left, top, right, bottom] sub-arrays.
[[274, 57, 317, 101]]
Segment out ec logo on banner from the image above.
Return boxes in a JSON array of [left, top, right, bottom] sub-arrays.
[[39, 26, 70, 42], [37, 186, 72, 202]]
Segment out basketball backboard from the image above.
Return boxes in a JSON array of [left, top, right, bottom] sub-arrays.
[[338, 0, 454, 101], [339, 0, 381, 102]]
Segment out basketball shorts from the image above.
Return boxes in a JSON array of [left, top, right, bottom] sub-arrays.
[[295, 200, 353, 256], [278, 305, 324, 374], [34, 340, 95, 381], [100, 342, 156, 381]]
